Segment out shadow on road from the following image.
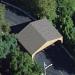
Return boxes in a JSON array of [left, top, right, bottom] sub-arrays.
[[10, 22, 30, 33], [5, 5, 26, 17], [44, 44, 75, 74]]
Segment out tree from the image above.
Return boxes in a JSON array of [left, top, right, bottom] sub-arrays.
[[10, 49, 42, 75], [0, 34, 17, 59], [0, 3, 10, 34], [35, 0, 57, 21], [15, 0, 57, 21], [55, 0, 75, 58], [0, 3, 5, 22]]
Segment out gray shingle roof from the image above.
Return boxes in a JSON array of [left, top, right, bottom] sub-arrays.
[[17, 18, 63, 58], [31, 19, 62, 41]]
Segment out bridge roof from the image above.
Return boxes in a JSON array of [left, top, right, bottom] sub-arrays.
[[17, 18, 63, 58]]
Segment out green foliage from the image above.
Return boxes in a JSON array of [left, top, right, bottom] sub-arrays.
[[67, 0, 75, 11], [0, 3, 10, 34], [0, 3, 42, 75], [34, 0, 57, 20], [55, 0, 75, 56], [0, 34, 17, 59], [16, 0, 57, 21], [1, 22, 10, 33], [0, 3, 5, 22], [10, 49, 42, 75]]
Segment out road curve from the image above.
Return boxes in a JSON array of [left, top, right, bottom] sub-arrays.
[[1, 0, 36, 20]]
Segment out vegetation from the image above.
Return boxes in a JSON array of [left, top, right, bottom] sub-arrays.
[[0, 4, 12, 59], [10, 48, 42, 75], [0, 2, 74, 75], [0, 0, 75, 74], [0, 4, 5, 22], [0, 34, 42, 75], [32, 0, 57, 21], [0, 1, 75, 75], [55, 0, 75, 56], [0, 34, 17, 59], [15, 0, 57, 21], [0, 4, 10, 34]]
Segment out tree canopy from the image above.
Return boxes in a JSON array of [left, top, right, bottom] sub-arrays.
[[10, 49, 42, 75]]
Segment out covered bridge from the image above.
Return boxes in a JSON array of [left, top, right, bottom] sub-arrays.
[[17, 18, 63, 59]]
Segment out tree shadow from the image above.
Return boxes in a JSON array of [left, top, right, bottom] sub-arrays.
[[0, 54, 12, 75], [5, 3, 36, 21], [10, 22, 31, 34], [44, 42, 75, 74]]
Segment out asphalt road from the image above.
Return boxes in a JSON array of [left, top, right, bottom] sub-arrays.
[[5, 6, 32, 26], [4, 4, 33, 33], [35, 44, 75, 75]]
